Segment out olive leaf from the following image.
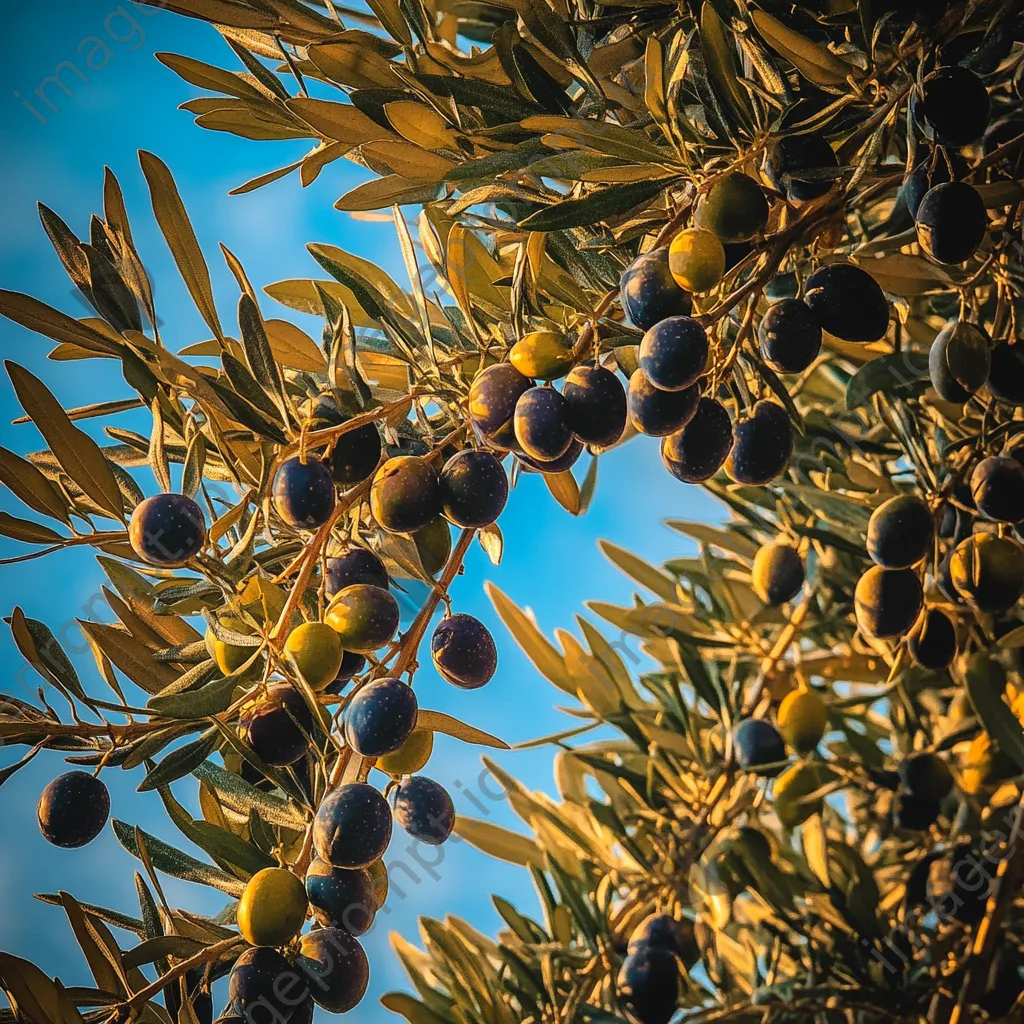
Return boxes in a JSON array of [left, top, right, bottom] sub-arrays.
[[112, 820, 247, 897], [518, 179, 672, 231], [6, 362, 124, 520], [140, 151, 224, 342], [751, 11, 852, 88]]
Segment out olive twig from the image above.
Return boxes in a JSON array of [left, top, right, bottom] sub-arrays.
[[108, 933, 245, 1022]]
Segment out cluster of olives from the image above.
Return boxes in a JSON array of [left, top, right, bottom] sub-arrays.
[[224, 773, 453, 1020], [731, 688, 831, 827], [910, 66, 994, 267], [854, 461, 1024, 649], [618, 155, 894, 491], [617, 914, 690, 1024], [468, 348, 628, 476], [41, 388, 512, 1018]]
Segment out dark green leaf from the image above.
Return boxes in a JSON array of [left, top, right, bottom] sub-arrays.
[[518, 178, 671, 231], [112, 820, 246, 897], [138, 733, 219, 792]]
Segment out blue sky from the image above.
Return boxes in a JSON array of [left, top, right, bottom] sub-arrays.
[[0, 3, 719, 1018]]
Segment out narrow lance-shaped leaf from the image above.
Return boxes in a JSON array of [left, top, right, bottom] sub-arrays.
[[139, 151, 224, 343], [238, 293, 289, 417], [112, 819, 247, 897], [6, 362, 124, 520]]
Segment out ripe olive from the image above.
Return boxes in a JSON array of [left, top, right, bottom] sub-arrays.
[[898, 752, 954, 802], [804, 263, 889, 343], [619, 247, 693, 332], [344, 677, 419, 758], [370, 456, 441, 534], [37, 771, 110, 849], [438, 450, 508, 528], [987, 342, 1024, 405], [733, 718, 787, 775], [272, 456, 336, 530], [562, 365, 627, 447], [431, 613, 497, 689], [765, 132, 840, 201], [950, 533, 1024, 612], [893, 792, 941, 831], [751, 541, 804, 605], [304, 858, 376, 934], [617, 946, 679, 1024], [516, 438, 585, 474], [237, 867, 308, 947], [628, 371, 700, 438], [854, 566, 923, 638], [514, 386, 574, 462], [907, 608, 957, 670], [329, 422, 382, 486], [129, 493, 207, 567], [468, 363, 533, 450], [313, 783, 392, 868], [325, 650, 367, 695], [393, 776, 456, 844], [239, 683, 314, 767], [638, 315, 708, 392], [228, 948, 304, 1023], [725, 400, 793, 485], [757, 298, 822, 374], [296, 927, 368, 1013], [971, 456, 1024, 523], [929, 320, 991, 402], [660, 397, 733, 482], [916, 181, 987, 266], [325, 549, 389, 597], [627, 914, 692, 958], [915, 65, 991, 147], [866, 493, 934, 568], [902, 149, 967, 220]]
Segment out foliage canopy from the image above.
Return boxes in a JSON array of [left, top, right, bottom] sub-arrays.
[[2, 1, 1024, 1023]]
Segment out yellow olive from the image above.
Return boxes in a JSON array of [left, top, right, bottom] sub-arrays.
[[509, 331, 575, 381], [377, 728, 434, 776], [204, 617, 259, 677], [949, 533, 1024, 613], [325, 584, 400, 653], [284, 621, 343, 691], [773, 762, 825, 828], [668, 228, 727, 293], [237, 867, 308, 947], [960, 732, 1018, 795], [1012, 691, 1024, 722], [777, 690, 827, 754], [366, 857, 389, 910], [751, 542, 804, 605]]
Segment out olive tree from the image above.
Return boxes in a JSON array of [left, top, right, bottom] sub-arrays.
[[2, 1, 1024, 1023]]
